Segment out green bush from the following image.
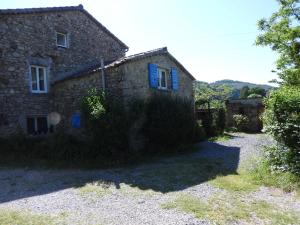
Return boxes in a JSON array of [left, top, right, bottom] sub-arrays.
[[143, 94, 197, 151], [263, 86, 300, 175], [233, 114, 249, 132], [81, 89, 130, 159]]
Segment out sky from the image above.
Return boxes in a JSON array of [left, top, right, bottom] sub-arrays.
[[1, 0, 280, 85]]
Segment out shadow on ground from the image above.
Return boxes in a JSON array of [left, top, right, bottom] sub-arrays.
[[0, 141, 240, 203]]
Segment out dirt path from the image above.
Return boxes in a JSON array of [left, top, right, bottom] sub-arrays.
[[0, 133, 298, 225]]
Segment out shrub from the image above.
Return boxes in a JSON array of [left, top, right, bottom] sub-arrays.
[[233, 114, 249, 132], [143, 93, 197, 152], [263, 86, 300, 175], [81, 89, 130, 159]]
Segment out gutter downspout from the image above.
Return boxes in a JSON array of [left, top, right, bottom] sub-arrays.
[[100, 57, 105, 91]]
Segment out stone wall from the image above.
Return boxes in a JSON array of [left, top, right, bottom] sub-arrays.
[[52, 72, 103, 133], [0, 10, 126, 136], [226, 98, 264, 132], [108, 54, 195, 107]]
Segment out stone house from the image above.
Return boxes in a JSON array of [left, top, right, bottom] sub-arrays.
[[225, 98, 264, 132], [0, 5, 195, 137]]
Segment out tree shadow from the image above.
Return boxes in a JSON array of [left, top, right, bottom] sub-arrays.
[[0, 141, 240, 203]]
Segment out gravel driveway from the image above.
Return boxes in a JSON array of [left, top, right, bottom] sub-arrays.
[[0, 133, 298, 225]]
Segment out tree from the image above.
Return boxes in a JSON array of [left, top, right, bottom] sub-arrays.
[[248, 87, 266, 97], [256, 0, 300, 175], [194, 82, 232, 109], [240, 86, 250, 98], [256, 0, 300, 86]]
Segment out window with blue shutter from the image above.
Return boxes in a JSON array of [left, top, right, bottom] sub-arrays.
[[171, 68, 179, 90], [148, 63, 158, 88]]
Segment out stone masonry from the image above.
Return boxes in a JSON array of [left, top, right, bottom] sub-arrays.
[[0, 5, 127, 136], [0, 5, 195, 137]]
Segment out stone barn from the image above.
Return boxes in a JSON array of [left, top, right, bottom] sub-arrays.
[[225, 98, 264, 132]]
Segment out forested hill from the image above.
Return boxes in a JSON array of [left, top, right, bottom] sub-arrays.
[[210, 79, 273, 90]]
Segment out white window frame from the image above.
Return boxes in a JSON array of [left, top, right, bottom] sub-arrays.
[[158, 68, 168, 90], [26, 116, 49, 135], [56, 32, 67, 48], [30, 65, 47, 93]]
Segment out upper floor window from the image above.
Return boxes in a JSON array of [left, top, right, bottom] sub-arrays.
[[56, 32, 67, 47], [158, 68, 167, 89], [30, 65, 47, 93]]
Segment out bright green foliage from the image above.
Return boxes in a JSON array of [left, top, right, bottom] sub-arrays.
[[232, 114, 249, 131], [248, 87, 266, 97], [256, 0, 300, 85], [194, 82, 232, 109], [240, 86, 265, 99], [263, 86, 300, 174], [81, 89, 106, 121], [249, 156, 300, 192]]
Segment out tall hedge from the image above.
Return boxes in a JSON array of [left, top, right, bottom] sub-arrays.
[[143, 94, 197, 151], [263, 86, 300, 174]]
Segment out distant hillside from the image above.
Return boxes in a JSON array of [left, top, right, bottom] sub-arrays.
[[210, 79, 273, 90], [195, 79, 275, 100]]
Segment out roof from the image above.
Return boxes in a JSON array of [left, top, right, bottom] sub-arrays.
[[0, 5, 128, 50], [53, 47, 195, 84]]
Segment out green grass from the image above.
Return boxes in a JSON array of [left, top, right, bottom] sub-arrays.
[[76, 181, 113, 197], [162, 193, 300, 225], [208, 133, 234, 142], [209, 157, 300, 195], [248, 160, 300, 194], [0, 209, 58, 225], [209, 174, 258, 192]]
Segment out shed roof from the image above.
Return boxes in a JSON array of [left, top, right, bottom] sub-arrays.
[[53, 47, 195, 84]]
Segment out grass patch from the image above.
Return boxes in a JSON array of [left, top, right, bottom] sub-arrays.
[[210, 157, 300, 195], [162, 193, 300, 225], [0, 209, 58, 225], [248, 160, 300, 194], [209, 174, 258, 192], [76, 181, 113, 197], [208, 133, 233, 142]]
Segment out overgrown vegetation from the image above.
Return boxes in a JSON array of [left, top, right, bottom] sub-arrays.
[[263, 87, 300, 175], [232, 114, 249, 132], [162, 193, 300, 225], [142, 94, 197, 151], [256, 0, 300, 176], [0, 91, 200, 167], [209, 156, 300, 195]]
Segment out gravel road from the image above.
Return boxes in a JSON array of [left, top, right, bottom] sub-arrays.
[[0, 133, 298, 225]]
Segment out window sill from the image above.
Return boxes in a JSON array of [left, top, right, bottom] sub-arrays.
[[57, 45, 68, 49]]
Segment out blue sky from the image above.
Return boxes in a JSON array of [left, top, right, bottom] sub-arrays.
[[1, 0, 279, 84]]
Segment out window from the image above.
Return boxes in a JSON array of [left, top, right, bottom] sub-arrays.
[[30, 65, 47, 93], [26, 116, 49, 135], [158, 68, 167, 89], [56, 32, 67, 47]]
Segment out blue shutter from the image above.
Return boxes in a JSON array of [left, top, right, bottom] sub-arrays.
[[71, 113, 81, 128], [171, 68, 179, 90], [148, 63, 158, 88]]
